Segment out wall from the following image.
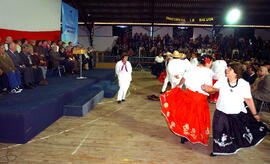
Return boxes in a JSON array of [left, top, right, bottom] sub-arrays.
[[193, 27, 213, 40], [78, 25, 115, 50], [78, 25, 91, 48], [132, 26, 173, 38], [219, 28, 235, 37], [255, 29, 270, 40], [154, 26, 173, 38], [0, 0, 61, 41], [94, 26, 112, 37], [93, 36, 118, 51], [132, 26, 150, 36]]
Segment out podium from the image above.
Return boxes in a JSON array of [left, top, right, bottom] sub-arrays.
[[73, 49, 87, 79]]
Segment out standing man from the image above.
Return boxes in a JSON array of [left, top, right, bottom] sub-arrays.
[[115, 52, 132, 104]]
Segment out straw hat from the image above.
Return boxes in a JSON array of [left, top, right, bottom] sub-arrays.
[[164, 52, 172, 56], [171, 50, 186, 59]]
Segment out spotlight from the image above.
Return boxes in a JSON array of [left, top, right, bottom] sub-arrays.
[[226, 8, 241, 24]]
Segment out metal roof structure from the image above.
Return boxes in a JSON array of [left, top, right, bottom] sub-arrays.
[[63, 0, 270, 26]]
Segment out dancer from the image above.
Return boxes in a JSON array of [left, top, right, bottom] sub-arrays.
[[202, 62, 268, 156], [115, 52, 132, 104], [160, 55, 214, 145], [209, 53, 227, 103], [160, 52, 172, 93], [167, 50, 190, 89]]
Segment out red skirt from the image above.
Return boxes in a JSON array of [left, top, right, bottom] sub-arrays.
[[158, 72, 167, 83], [209, 79, 219, 103], [160, 88, 210, 146]]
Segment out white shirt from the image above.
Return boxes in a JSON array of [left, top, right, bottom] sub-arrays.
[[211, 60, 227, 80], [214, 78, 252, 114], [115, 60, 132, 82], [16, 45, 21, 53], [190, 57, 198, 66], [155, 56, 164, 63], [167, 58, 191, 83], [4, 43, 9, 51], [184, 66, 213, 96]]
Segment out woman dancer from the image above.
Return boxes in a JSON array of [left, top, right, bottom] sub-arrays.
[[160, 55, 213, 145], [202, 62, 268, 156]]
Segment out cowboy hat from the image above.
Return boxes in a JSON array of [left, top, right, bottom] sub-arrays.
[[163, 52, 172, 56], [171, 50, 186, 59]]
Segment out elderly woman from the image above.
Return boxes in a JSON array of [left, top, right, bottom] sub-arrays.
[[202, 62, 268, 156]]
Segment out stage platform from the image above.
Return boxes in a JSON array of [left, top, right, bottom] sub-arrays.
[[0, 69, 118, 144]]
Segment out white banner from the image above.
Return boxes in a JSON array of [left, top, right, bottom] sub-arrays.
[[0, 0, 61, 31]]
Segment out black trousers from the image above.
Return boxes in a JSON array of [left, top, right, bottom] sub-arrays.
[[0, 73, 10, 91]]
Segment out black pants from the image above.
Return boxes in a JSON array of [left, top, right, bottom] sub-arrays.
[[0, 73, 10, 91]]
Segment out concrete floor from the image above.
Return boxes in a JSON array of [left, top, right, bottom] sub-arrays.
[[1, 71, 270, 164]]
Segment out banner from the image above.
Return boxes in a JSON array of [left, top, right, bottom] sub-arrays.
[[0, 0, 61, 42], [61, 2, 78, 45], [166, 16, 214, 23]]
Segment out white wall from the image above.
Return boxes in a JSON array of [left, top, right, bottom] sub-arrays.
[[132, 26, 173, 38], [78, 26, 91, 48], [94, 26, 112, 37], [255, 29, 270, 40], [132, 26, 150, 36], [93, 36, 118, 51], [78, 25, 115, 49], [193, 28, 213, 40], [0, 0, 61, 31], [219, 28, 235, 37], [154, 26, 173, 38]]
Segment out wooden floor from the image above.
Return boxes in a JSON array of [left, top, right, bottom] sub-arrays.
[[1, 71, 270, 164]]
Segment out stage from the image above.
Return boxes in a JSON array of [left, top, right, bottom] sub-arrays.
[[0, 69, 117, 144]]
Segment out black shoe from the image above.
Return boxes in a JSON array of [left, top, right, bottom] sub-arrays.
[[180, 137, 188, 144], [117, 101, 121, 104], [210, 152, 216, 157], [24, 85, 33, 89], [30, 83, 36, 88], [122, 99, 125, 102]]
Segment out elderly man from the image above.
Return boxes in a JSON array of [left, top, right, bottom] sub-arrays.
[[0, 43, 22, 93], [253, 65, 270, 113], [49, 45, 72, 76], [4, 36, 13, 51], [7, 42, 35, 89]]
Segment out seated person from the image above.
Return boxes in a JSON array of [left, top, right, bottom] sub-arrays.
[[252, 65, 270, 113], [28, 46, 48, 85], [0, 43, 22, 93], [21, 44, 44, 86], [7, 42, 35, 89], [50, 45, 74, 75], [245, 65, 257, 85]]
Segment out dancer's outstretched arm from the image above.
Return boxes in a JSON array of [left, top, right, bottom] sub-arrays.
[[201, 84, 219, 94]]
